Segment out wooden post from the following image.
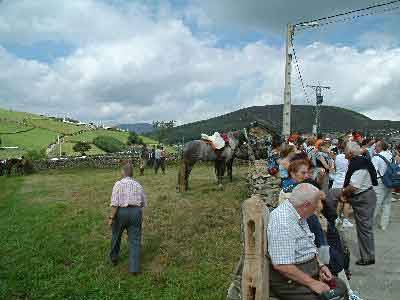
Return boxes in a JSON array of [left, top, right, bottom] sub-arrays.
[[178, 160, 186, 192], [241, 195, 270, 300]]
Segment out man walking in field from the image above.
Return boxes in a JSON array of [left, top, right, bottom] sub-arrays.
[[108, 164, 147, 275], [154, 145, 166, 175]]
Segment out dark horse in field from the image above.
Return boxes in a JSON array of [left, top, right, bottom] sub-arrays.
[[177, 131, 244, 191], [0, 158, 25, 176]]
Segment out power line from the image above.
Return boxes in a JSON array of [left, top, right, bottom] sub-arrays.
[[296, 4, 400, 31], [294, 0, 400, 27], [289, 0, 400, 106], [291, 39, 312, 104]]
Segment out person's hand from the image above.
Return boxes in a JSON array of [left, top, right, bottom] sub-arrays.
[[319, 265, 333, 282], [108, 218, 114, 226], [339, 195, 347, 203], [308, 280, 331, 295]]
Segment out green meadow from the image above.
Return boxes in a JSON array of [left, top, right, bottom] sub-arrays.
[[0, 164, 246, 299]]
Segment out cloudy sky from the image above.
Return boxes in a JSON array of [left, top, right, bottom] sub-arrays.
[[0, 0, 399, 125]]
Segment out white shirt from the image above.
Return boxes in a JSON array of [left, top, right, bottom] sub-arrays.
[[154, 149, 162, 160], [332, 154, 349, 189], [350, 169, 372, 194], [372, 150, 393, 178]]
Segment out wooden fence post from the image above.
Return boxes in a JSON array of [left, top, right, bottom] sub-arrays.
[[241, 195, 270, 300]]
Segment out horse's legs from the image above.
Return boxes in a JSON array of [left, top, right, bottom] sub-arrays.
[[227, 159, 233, 182], [185, 162, 194, 191], [215, 159, 225, 186]]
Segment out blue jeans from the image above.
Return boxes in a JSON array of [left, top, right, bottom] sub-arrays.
[[110, 207, 142, 273]]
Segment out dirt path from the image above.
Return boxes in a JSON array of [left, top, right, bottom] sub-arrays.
[[350, 197, 400, 299]]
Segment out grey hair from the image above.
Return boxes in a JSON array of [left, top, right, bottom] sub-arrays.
[[122, 163, 133, 177], [289, 183, 320, 207], [345, 141, 361, 156]]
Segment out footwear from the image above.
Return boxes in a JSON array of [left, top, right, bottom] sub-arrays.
[[342, 218, 354, 228], [111, 259, 118, 266], [349, 290, 364, 300], [130, 272, 141, 276], [345, 270, 352, 280], [355, 259, 375, 266]]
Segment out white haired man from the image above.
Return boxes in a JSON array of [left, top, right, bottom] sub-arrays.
[[372, 140, 393, 230], [268, 183, 348, 300], [340, 142, 378, 266]]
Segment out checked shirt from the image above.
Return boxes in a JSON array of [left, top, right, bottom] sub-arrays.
[[268, 200, 317, 265]]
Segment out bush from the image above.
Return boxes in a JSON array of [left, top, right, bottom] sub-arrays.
[[23, 160, 36, 174], [93, 136, 127, 153], [127, 131, 144, 145], [26, 149, 47, 161], [73, 142, 91, 156]]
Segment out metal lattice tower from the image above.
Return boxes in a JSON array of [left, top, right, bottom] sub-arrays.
[[307, 84, 331, 134]]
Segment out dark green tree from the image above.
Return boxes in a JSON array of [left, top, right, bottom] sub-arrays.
[[73, 141, 91, 156], [152, 120, 176, 143], [127, 131, 142, 145]]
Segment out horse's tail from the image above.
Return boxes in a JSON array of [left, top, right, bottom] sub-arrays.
[[177, 159, 187, 192]]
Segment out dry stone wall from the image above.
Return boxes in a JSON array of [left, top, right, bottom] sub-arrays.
[[33, 154, 180, 171], [248, 160, 280, 209]]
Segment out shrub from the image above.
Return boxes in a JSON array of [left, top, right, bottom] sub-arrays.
[[127, 131, 144, 145], [26, 148, 47, 161], [93, 136, 127, 153], [73, 142, 91, 156], [23, 160, 36, 174]]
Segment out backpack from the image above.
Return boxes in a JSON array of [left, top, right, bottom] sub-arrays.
[[375, 154, 400, 189]]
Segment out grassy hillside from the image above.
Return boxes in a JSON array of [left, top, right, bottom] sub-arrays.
[[161, 105, 400, 143], [0, 164, 247, 299], [0, 108, 151, 159], [65, 129, 129, 144]]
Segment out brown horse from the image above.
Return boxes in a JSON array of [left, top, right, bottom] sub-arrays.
[[177, 131, 244, 191]]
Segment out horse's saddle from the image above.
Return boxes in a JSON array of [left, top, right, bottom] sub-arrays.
[[201, 132, 226, 150]]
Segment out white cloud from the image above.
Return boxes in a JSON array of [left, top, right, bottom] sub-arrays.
[[0, 0, 399, 125]]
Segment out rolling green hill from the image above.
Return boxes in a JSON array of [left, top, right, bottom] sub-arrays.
[[161, 105, 400, 143], [0, 108, 152, 159]]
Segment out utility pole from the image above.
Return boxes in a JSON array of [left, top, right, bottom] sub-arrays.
[[282, 24, 294, 139], [307, 84, 331, 135], [58, 135, 61, 157]]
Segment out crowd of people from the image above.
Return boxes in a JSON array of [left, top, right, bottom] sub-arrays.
[[267, 132, 400, 300], [105, 132, 400, 298]]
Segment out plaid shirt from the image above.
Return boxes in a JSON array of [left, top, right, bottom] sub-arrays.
[[110, 177, 147, 208], [267, 200, 317, 265]]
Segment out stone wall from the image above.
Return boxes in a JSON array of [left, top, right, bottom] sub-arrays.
[[247, 160, 281, 209], [33, 153, 180, 171]]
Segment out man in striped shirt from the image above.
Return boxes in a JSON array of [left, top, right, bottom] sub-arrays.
[[108, 164, 147, 274]]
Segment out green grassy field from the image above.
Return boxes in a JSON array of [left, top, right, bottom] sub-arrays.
[[29, 118, 85, 135], [0, 121, 33, 134], [65, 129, 129, 144], [1, 128, 58, 153], [48, 142, 106, 157], [0, 164, 247, 299]]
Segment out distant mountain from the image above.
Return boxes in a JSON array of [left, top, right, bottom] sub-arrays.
[[116, 123, 154, 134], [161, 105, 400, 143]]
